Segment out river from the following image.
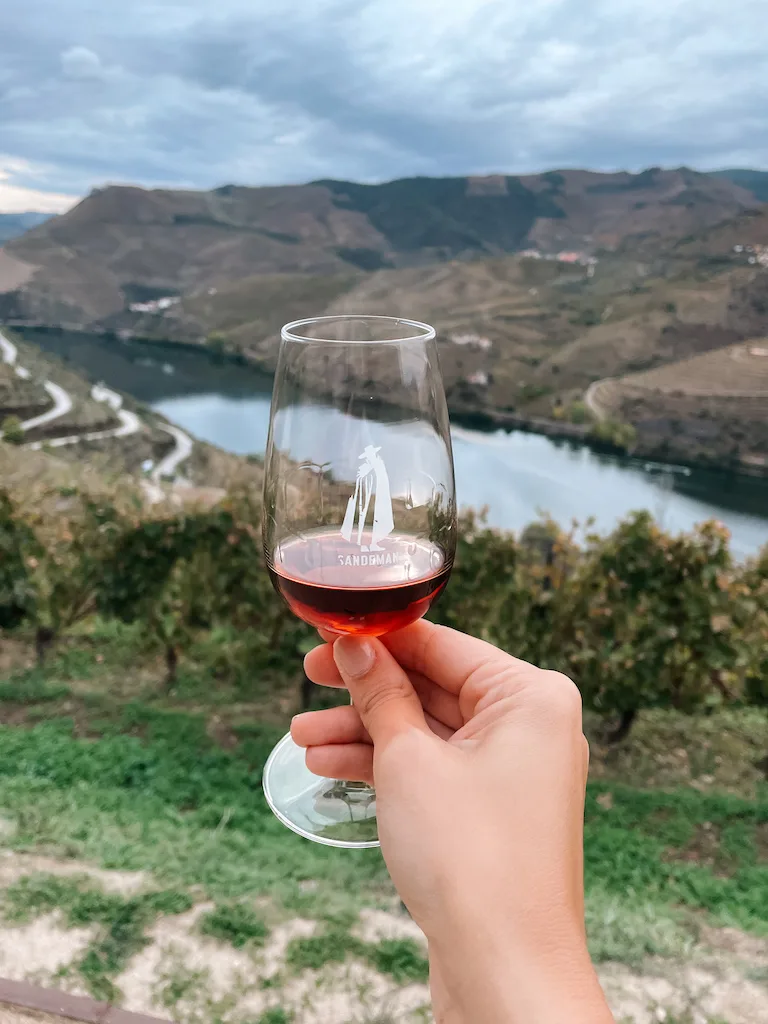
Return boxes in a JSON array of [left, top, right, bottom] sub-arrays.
[[16, 328, 768, 557]]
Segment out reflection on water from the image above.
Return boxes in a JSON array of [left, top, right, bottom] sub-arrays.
[[17, 328, 768, 557]]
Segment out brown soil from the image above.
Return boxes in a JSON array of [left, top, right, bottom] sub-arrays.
[[0, 252, 35, 294]]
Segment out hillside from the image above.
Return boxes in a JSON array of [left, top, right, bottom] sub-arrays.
[[0, 330, 252, 491], [712, 168, 768, 204], [588, 341, 768, 470], [0, 167, 759, 330], [171, 238, 768, 412], [10, 229, 768, 472]]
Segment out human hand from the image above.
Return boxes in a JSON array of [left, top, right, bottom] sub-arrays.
[[292, 621, 614, 1024]]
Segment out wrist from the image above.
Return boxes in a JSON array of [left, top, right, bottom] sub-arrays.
[[429, 907, 613, 1024]]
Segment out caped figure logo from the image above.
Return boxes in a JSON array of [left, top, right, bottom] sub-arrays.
[[340, 445, 394, 551]]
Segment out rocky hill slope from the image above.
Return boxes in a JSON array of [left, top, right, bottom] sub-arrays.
[[1, 167, 759, 330]]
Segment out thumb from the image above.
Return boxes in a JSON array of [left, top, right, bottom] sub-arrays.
[[333, 635, 429, 746]]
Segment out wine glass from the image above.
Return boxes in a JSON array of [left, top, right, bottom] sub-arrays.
[[261, 315, 457, 849]]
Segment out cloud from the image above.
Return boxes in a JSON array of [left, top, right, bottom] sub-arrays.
[[0, 0, 766, 204], [0, 158, 79, 213], [60, 46, 108, 81]]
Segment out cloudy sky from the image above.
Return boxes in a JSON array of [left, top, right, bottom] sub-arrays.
[[1, 0, 766, 212]]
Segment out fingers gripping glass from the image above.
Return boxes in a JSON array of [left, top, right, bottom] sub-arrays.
[[261, 316, 457, 848]]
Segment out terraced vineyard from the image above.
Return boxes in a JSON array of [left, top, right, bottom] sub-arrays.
[[589, 340, 768, 470], [613, 341, 768, 399]]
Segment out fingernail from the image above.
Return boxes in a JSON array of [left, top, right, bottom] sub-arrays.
[[334, 636, 375, 678]]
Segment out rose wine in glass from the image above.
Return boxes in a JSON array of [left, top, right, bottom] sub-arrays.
[[262, 315, 457, 849]]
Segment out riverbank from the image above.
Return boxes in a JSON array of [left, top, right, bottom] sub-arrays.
[[14, 323, 768, 482], [7, 324, 768, 554], [452, 403, 768, 480], [0, 328, 254, 495]]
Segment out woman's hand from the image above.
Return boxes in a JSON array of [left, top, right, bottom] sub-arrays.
[[292, 620, 614, 1024]]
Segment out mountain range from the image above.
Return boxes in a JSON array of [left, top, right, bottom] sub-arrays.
[[0, 212, 53, 246], [1, 165, 767, 473], [0, 166, 763, 331]]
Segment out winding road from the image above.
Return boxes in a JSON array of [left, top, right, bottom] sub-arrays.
[[584, 376, 616, 422], [151, 423, 194, 482], [0, 331, 73, 431], [25, 384, 141, 451], [0, 328, 193, 485]]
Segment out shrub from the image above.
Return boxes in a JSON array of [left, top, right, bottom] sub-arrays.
[[22, 491, 124, 662], [568, 401, 589, 425], [590, 419, 637, 452], [0, 491, 39, 629], [1, 416, 24, 445], [96, 485, 297, 687], [739, 544, 768, 705], [561, 513, 749, 728], [4, 479, 766, 732]]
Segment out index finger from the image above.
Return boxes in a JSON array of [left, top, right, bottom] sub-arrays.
[[380, 619, 534, 695]]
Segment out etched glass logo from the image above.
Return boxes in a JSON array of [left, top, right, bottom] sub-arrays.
[[340, 445, 395, 551]]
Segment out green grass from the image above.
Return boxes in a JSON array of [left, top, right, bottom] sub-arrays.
[[199, 902, 270, 948], [367, 938, 430, 983], [2, 872, 194, 1000], [0, 673, 70, 703], [583, 784, 768, 933], [584, 887, 694, 965], [255, 1010, 292, 1024], [284, 928, 431, 983], [0, 707, 764, 939], [285, 929, 359, 972], [0, 689, 390, 913]]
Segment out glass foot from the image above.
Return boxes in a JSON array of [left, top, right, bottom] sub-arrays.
[[262, 732, 380, 849]]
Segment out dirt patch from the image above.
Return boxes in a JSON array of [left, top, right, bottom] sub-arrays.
[[0, 640, 34, 679], [0, 852, 147, 897], [254, 961, 430, 1024], [700, 924, 768, 966], [0, 915, 92, 989], [116, 903, 251, 1018], [0, 850, 765, 1023], [599, 939, 768, 1024], [353, 908, 426, 946], [259, 919, 318, 980], [0, 701, 102, 736], [663, 822, 730, 874], [116, 905, 317, 1019], [204, 716, 239, 751]]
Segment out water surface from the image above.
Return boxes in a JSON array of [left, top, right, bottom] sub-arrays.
[[20, 328, 768, 556]]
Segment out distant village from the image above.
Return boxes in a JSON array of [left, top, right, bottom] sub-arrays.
[[519, 248, 599, 277], [128, 295, 181, 314], [733, 244, 768, 268]]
